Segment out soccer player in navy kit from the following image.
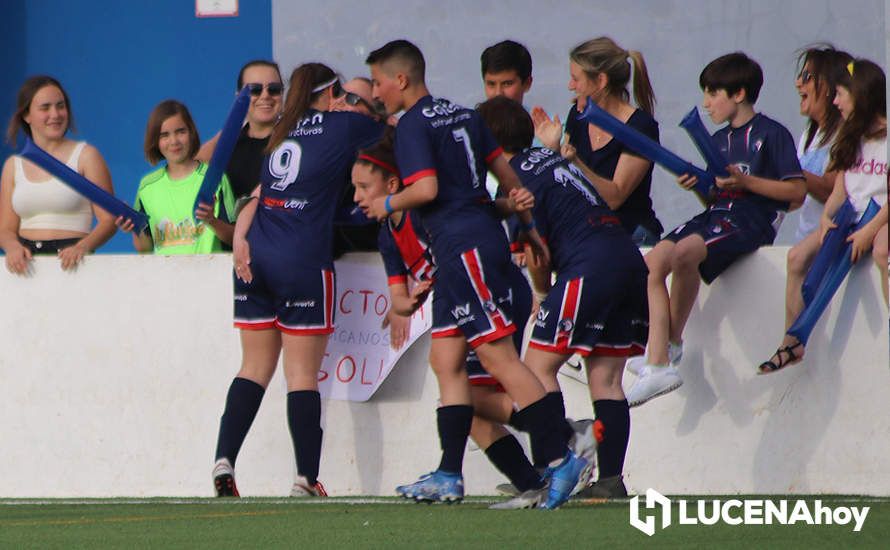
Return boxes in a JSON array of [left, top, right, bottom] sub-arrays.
[[627, 52, 805, 406], [365, 40, 592, 509], [212, 63, 384, 497], [352, 136, 548, 503], [479, 96, 648, 502]]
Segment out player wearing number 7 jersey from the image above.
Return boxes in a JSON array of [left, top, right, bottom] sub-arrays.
[[365, 40, 594, 510], [212, 63, 384, 498]]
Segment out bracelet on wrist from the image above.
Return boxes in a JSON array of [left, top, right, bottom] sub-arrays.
[[384, 194, 395, 215]]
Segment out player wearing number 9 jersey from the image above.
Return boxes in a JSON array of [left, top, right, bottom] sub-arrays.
[[478, 95, 648, 499], [366, 40, 592, 509], [212, 63, 384, 499]]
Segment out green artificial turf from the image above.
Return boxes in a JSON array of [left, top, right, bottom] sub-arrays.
[[0, 496, 886, 549]]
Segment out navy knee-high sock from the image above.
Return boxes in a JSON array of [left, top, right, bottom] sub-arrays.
[[215, 377, 265, 464], [437, 405, 474, 474], [511, 393, 570, 467], [484, 434, 544, 491], [511, 392, 570, 468], [287, 390, 323, 485], [593, 399, 630, 478]]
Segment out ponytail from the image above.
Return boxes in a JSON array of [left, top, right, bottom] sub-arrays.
[[627, 50, 656, 116], [267, 62, 338, 153]]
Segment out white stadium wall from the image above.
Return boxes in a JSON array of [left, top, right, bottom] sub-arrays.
[[1, 252, 887, 497]]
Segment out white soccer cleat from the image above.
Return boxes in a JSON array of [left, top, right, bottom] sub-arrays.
[[212, 458, 239, 497], [626, 365, 683, 407], [495, 483, 520, 496], [489, 486, 548, 509], [290, 475, 328, 497], [568, 418, 598, 463]]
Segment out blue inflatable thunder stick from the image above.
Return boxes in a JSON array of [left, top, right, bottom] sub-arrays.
[[679, 107, 730, 178], [800, 200, 857, 305], [193, 86, 251, 215], [578, 99, 715, 202], [787, 199, 881, 345], [20, 138, 149, 233]]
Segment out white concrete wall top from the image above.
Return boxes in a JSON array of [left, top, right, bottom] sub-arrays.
[[0, 252, 887, 497]]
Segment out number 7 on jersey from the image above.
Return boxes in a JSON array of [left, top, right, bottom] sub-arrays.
[[452, 127, 481, 189]]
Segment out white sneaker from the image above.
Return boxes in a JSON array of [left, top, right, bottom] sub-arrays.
[[489, 486, 548, 509], [668, 341, 684, 365], [625, 342, 683, 375], [290, 475, 328, 497], [626, 365, 683, 408], [625, 355, 646, 376]]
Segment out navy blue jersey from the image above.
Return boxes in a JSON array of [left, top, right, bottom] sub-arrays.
[[250, 110, 384, 268], [395, 95, 505, 254], [378, 210, 436, 285], [511, 147, 634, 276], [565, 106, 663, 237], [711, 113, 803, 218]]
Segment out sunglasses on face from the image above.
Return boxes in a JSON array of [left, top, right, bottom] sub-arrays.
[[344, 92, 374, 111], [798, 69, 814, 83], [246, 82, 284, 97]]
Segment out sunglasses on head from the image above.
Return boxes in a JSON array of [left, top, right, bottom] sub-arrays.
[[798, 69, 814, 83], [246, 82, 284, 96]]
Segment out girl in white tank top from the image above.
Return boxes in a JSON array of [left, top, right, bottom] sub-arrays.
[[0, 76, 118, 273], [12, 141, 92, 234]]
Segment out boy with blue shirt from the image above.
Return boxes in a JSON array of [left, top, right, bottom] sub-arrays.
[[627, 52, 806, 407], [365, 39, 592, 509]]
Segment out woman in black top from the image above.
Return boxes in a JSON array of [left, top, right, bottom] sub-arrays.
[[533, 37, 662, 245], [198, 60, 284, 199]]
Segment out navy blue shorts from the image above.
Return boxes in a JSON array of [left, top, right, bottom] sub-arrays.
[[430, 251, 531, 388], [465, 264, 531, 387], [663, 208, 776, 284], [529, 262, 648, 358], [233, 264, 335, 335], [431, 241, 518, 349]]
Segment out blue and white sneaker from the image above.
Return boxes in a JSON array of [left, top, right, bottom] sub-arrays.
[[540, 450, 590, 509], [396, 470, 464, 503]]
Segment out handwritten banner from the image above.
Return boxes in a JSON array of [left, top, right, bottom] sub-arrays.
[[318, 256, 431, 401]]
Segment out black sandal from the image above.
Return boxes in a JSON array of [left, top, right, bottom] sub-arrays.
[[757, 342, 804, 375]]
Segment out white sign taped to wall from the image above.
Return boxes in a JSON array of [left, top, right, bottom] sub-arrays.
[[319, 256, 431, 401], [196, 0, 238, 17]]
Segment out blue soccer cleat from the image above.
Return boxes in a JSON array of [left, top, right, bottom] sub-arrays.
[[540, 450, 590, 509], [396, 470, 464, 503]]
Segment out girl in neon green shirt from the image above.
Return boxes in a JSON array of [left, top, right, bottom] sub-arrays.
[[119, 100, 235, 254]]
